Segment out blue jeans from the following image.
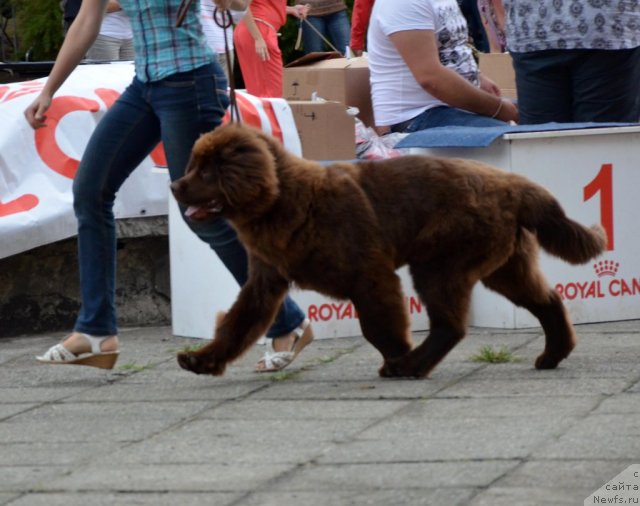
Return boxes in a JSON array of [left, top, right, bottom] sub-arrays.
[[302, 10, 351, 55], [72, 62, 305, 338], [511, 48, 640, 124], [390, 105, 507, 133]]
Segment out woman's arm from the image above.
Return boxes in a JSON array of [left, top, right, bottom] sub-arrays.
[[24, 0, 109, 129], [350, 0, 375, 54], [240, 8, 269, 61], [390, 29, 518, 122]]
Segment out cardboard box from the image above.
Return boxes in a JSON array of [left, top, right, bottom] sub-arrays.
[[288, 100, 355, 161], [283, 52, 374, 128], [479, 52, 517, 99]]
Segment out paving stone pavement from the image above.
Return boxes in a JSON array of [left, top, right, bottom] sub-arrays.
[[1, 321, 639, 505]]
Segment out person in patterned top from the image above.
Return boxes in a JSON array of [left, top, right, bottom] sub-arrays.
[[367, 0, 519, 134], [500, 0, 640, 123]]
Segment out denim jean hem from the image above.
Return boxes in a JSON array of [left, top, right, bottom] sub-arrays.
[[264, 314, 307, 339]]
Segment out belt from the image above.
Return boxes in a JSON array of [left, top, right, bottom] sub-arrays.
[[390, 116, 416, 133], [254, 17, 277, 33]]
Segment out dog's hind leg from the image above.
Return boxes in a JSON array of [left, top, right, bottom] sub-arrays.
[[349, 267, 413, 363], [482, 232, 576, 369], [379, 263, 474, 378]]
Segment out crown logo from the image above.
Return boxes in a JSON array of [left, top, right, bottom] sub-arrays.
[[593, 260, 619, 278]]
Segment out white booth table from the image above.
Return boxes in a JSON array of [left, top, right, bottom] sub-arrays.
[[170, 125, 640, 339]]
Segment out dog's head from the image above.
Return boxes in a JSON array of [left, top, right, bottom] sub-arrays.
[[171, 123, 281, 223]]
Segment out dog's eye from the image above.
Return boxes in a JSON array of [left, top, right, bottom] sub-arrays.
[[200, 167, 216, 184]]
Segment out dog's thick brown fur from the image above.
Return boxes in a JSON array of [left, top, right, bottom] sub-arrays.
[[171, 123, 606, 378]]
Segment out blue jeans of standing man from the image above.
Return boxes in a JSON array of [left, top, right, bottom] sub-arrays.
[[72, 62, 305, 337], [511, 48, 640, 124], [302, 10, 351, 55]]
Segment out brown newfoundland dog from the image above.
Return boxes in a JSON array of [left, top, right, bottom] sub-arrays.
[[170, 123, 606, 378]]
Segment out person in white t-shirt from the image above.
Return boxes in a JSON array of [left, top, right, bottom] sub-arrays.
[[200, 0, 246, 80], [86, 0, 133, 61], [367, 0, 518, 134]]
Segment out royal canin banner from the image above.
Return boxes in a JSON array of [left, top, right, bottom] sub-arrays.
[[0, 63, 301, 260]]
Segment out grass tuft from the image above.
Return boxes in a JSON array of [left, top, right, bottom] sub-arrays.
[[118, 361, 153, 372], [471, 345, 523, 364], [269, 370, 301, 381]]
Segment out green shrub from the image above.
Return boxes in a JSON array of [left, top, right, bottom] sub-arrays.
[[15, 0, 63, 61]]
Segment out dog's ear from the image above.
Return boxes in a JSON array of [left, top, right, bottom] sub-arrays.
[[253, 128, 287, 162]]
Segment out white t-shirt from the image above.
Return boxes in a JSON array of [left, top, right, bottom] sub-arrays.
[[100, 10, 133, 40], [367, 0, 479, 127], [200, 0, 245, 53]]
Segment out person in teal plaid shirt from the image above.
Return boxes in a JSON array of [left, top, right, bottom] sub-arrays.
[[25, 0, 314, 373]]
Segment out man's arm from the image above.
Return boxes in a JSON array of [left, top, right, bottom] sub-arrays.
[[390, 29, 518, 122]]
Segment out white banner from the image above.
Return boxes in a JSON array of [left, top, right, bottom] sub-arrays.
[[0, 63, 301, 259]]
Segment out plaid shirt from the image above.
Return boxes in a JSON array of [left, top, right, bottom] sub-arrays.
[[120, 0, 215, 82]]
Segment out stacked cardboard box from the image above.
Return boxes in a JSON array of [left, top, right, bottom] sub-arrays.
[[282, 52, 374, 160], [478, 52, 517, 99], [287, 100, 355, 161]]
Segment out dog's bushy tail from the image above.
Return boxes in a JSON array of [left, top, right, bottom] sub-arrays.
[[518, 185, 607, 265]]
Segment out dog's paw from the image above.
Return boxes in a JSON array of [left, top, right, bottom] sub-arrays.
[[534, 353, 561, 370], [177, 352, 226, 376], [379, 357, 424, 379]]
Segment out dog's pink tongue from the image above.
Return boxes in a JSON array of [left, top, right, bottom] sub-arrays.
[[184, 206, 208, 220]]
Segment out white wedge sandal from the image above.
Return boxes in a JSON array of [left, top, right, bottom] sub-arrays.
[[36, 333, 119, 370], [255, 319, 314, 373]]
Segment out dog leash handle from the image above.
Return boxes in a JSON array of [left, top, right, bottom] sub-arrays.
[[176, 0, 194, 27]]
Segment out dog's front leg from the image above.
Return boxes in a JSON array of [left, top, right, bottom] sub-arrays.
[[177, 259, 290, 376]]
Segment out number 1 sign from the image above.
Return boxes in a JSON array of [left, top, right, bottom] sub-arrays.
[[409, 127, 640, 329]]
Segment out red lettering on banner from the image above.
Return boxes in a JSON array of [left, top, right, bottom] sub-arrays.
[[557, 277, 639, 300], [226, 93, 262, 128], [408, 296, 423, 313], [0, 81, 44, 103], [150, 144, 168, 168], [0, 194, 39, 217], [259, 99, 283, 143], [308, 295, 425, 323], [35, 96, 100, 179], [94, 87, 167, 168], [610, 278, 639, 296], [584, 163, 614, 250], [95, 88, 119, 108], [308, 302, 359, 322]]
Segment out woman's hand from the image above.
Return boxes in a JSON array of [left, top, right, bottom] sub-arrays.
[[255, 37, 269, 61], [24, 93, 53, 129], [479, 74, 501, 97], [494, 98, 519, 123], [287, 3, 309, 19]]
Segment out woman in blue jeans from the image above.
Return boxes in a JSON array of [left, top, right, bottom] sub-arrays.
[[295, 0, 351, 55], [24, 0, 313, 373]]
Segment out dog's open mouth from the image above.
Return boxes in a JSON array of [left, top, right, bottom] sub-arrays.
[[184, 201, 223, 221]]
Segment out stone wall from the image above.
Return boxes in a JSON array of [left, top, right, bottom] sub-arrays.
[[0, 217, 171, 338]]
